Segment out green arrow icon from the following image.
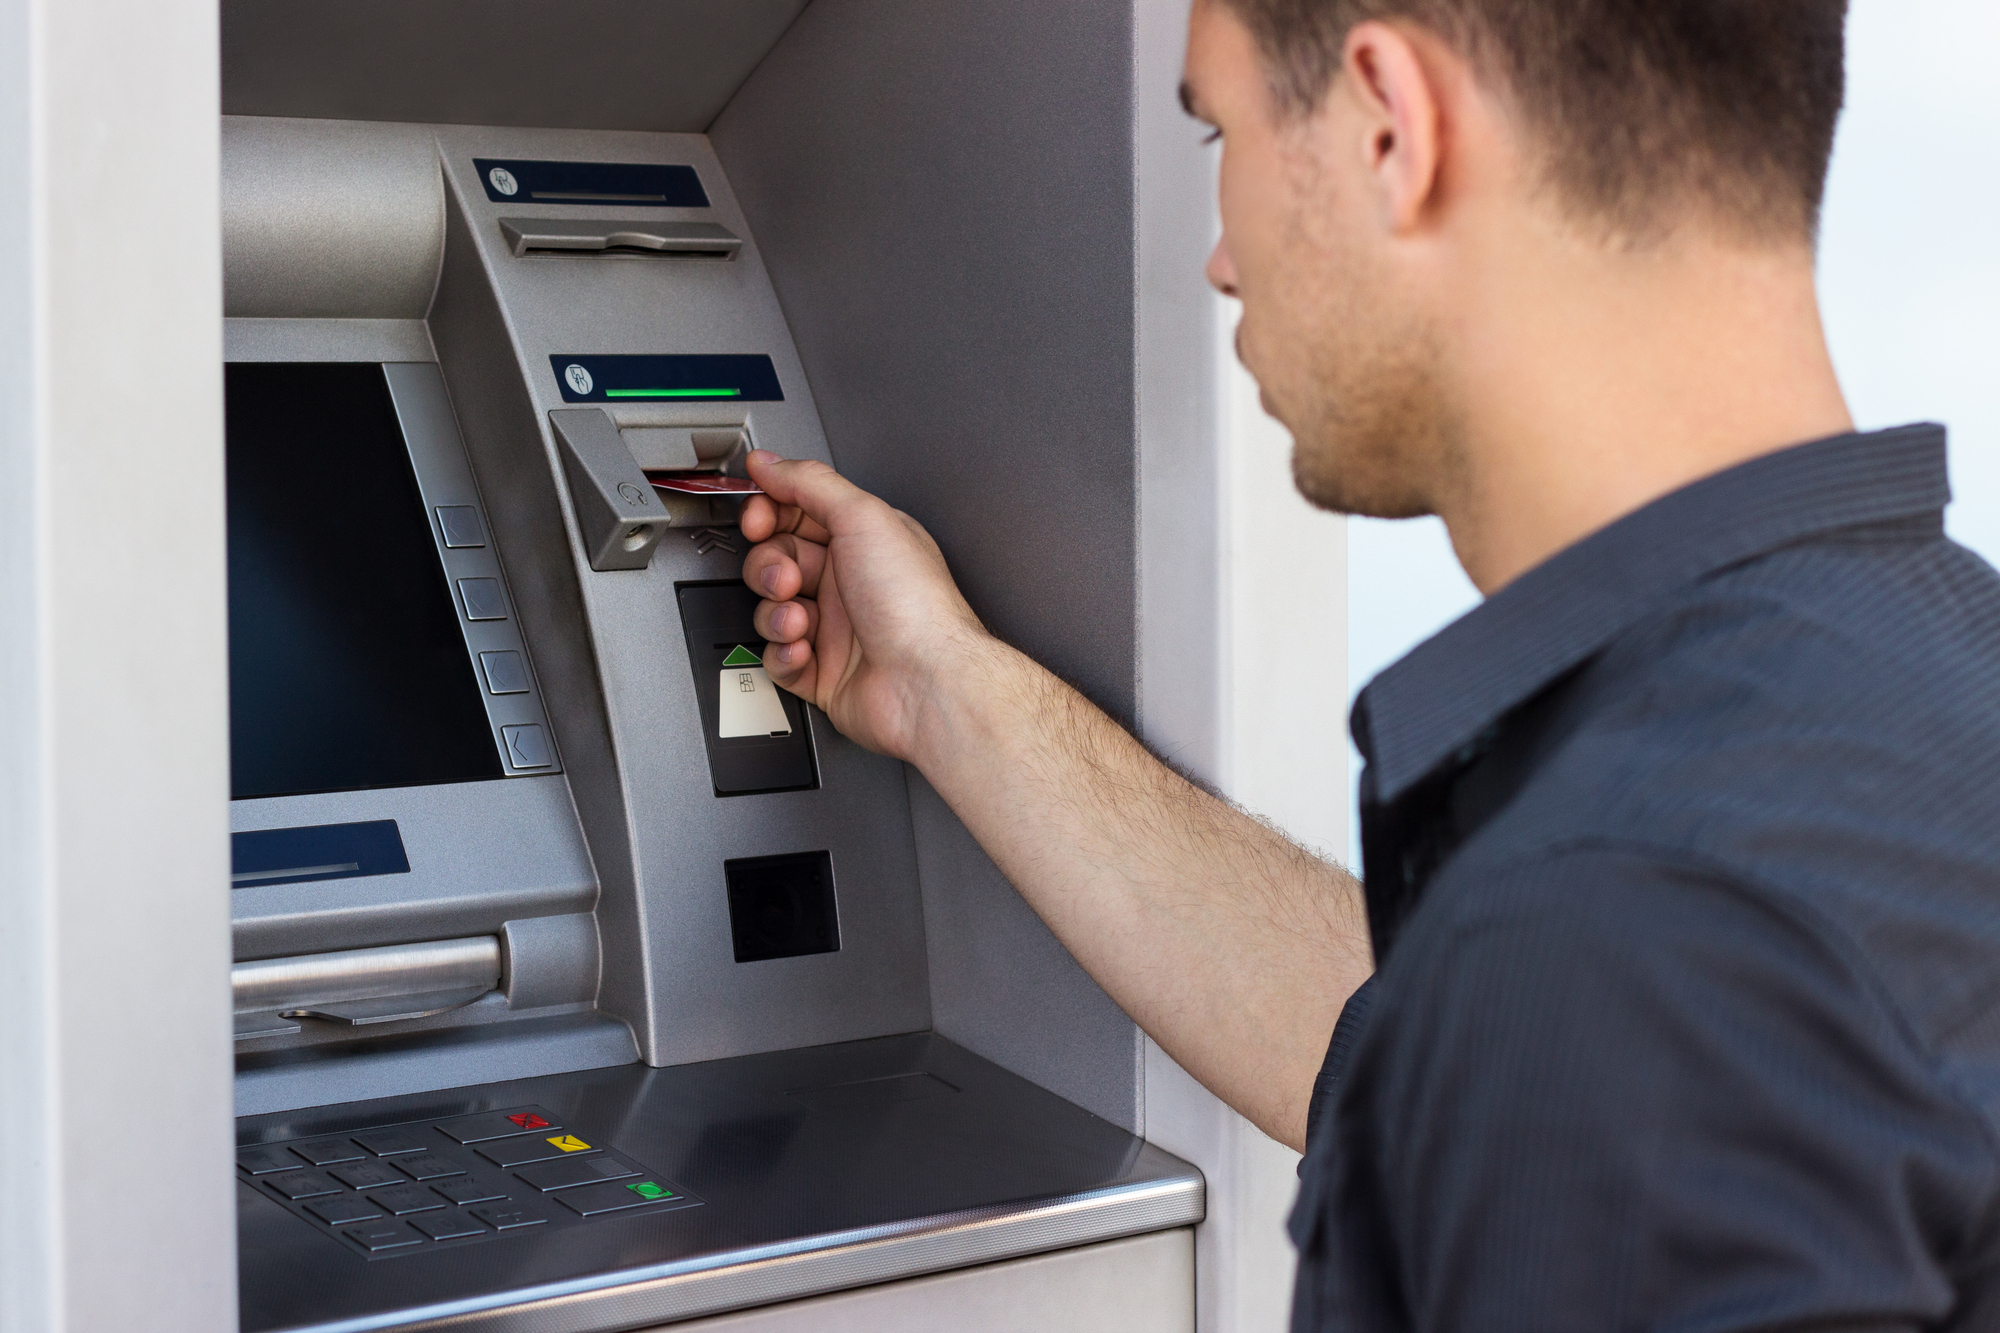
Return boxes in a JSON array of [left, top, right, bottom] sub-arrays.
[[722, 645, 761, 668]]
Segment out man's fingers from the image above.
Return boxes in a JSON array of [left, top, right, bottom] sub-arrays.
[[754, 597, 819, 646], [740, 493, 832, 546], [742, 532, 829, 602], [745, 451, 867, 541], [762, 638, 818, 700]]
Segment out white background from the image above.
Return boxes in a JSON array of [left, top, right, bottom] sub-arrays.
[[1340, 0, 2000, 862]]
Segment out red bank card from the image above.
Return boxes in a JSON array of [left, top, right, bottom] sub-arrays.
[[647, 472, 762, 496]]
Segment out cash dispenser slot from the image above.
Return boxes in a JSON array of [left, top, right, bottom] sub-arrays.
[[233, 937, 502, 1039], [499, 217, 742, 259]]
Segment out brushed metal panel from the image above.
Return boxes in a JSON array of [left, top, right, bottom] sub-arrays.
[[655, 1229, 1194, 1333], [221, 0, 810, 132], [427, 126, 932, 1068], [710, 0, 1146, 1131], [236, 1035, 1204, 1333], [234, 936, 502, 1011], [223, 116, 444, 318], [231, 777, 596, 960]]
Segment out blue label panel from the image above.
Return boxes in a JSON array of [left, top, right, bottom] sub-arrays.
[[231, 820, 410, 889], [550, 355, 784, 405], [474, 159, 709, 208]]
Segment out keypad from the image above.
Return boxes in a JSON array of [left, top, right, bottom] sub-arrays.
[[515, 1155, 637, 1192], [237, 1104, 700, 1260], [369, 1184, 444, 1216], [236, 1146, 297, 1176], [432, 1178, 509, 1206], [266, 1171, 342, 1200], [433, 1111, 560, 1145], [557, 1178, 681, 1217], [290, 1140, 366, 1167], [411, 1212, 487, 1242], [305, 1196, 385, 1227], [469, 1204, 547, 1231], [346, 1222, 424, 1252], [396, 1153, 467, 1181], [476, 1134, 597, 1169], [351, 1129, 425, 1157], [329, 1161, 407, 1191]]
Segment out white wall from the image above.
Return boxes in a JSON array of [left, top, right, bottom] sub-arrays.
[[0, 0, 237, 1327], [1821, 0, 2000, 558], [1343, 0, 2000, 863]]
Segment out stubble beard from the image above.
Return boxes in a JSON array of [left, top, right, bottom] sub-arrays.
[[1286, 315, 1455, 521], [1248, 184, 1459, 522]]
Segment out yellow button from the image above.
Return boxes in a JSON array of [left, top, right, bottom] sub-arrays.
[[547, 1134, 592, 1153]]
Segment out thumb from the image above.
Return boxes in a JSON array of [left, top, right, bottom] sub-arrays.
[[745, 452, 877, 536]]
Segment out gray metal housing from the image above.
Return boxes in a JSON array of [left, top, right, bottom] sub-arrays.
[[204, 0, 1264, 1326], [216, 0, 1168, 1135]]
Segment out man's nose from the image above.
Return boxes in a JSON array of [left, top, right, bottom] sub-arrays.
[[1206, 237, 1239, 297]]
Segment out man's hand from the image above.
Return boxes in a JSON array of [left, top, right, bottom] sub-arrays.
[[740, 452, 992, 765], [739, 451, 1371, 1152]]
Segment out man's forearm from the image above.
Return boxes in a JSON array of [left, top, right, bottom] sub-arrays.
[[911, 634, 1373, 1151]]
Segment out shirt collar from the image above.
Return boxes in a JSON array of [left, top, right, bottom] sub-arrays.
[[1353, 424, 1951, 805]]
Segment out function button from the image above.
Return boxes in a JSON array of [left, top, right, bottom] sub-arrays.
[[556, 1178, 683, 1217], [502, 725, 553, 770], [410, 1212, 486, 1242], [457, 578, 508, 622], [515, 1156, 638, 1192], [435, 506, 488, 549], [433, 1110, 559, 1145], [237, 1146, 296, 1176], [289, 1140, 365, 1167], [265, 1171, 342, 1201], [329, 1161, 406, 1191], [368, 1184, 444, 1216], [305, 1196, 384, 1227], [477, 1134, 596, 1169], [396, 1154, 466, 1182], [432, 1179, 508, 1206], [345, 1222, 424, 1253], [468, 1204, 547, 1232], [479, 650, 531, 695], [352, 1129, 426, 1157]]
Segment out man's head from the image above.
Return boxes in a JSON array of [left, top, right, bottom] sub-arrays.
[[1182, 0, 1849, 524]]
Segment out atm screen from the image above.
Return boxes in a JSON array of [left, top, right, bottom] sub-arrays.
[[227, 362, 503, 800]]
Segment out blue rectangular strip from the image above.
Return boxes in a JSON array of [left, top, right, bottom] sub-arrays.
[[473, 159, 708, 207], [231, 820, 410, 890], [550, 354, 784, 404]]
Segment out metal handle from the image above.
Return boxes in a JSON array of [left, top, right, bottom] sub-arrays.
[[498, 217, 741, 259], [232, 936, 501, 1013]]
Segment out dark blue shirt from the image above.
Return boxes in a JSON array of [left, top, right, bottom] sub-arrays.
[[1292, 426, 2000, 1332]]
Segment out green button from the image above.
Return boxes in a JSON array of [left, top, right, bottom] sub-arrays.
[[627, 1181, 673, 1201], [722, 645, 761, 668]]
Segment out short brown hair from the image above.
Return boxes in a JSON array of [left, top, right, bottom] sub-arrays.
[[1217, 0, 1848, 241]]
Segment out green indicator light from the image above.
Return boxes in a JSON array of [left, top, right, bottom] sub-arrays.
[[627, 1181, 673, 1200], [604, 388, 743, 399], [722, 645, 761, 668]]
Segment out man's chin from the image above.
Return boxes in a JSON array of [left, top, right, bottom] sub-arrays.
[[1291, 447, 1436, 521]]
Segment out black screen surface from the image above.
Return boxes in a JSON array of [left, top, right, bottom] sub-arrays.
[[227, 362, 503, 800]]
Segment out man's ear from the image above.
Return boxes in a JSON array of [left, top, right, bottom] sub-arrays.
[[1338, 21, 1446, 234]]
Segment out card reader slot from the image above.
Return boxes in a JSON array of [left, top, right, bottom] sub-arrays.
[[499, 218, 741, 260]]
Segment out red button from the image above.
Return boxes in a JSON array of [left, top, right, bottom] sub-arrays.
[[506, 1113, 551, 1130]]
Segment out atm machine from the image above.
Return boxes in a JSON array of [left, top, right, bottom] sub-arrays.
[[201, 2, 1266, 1330]]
